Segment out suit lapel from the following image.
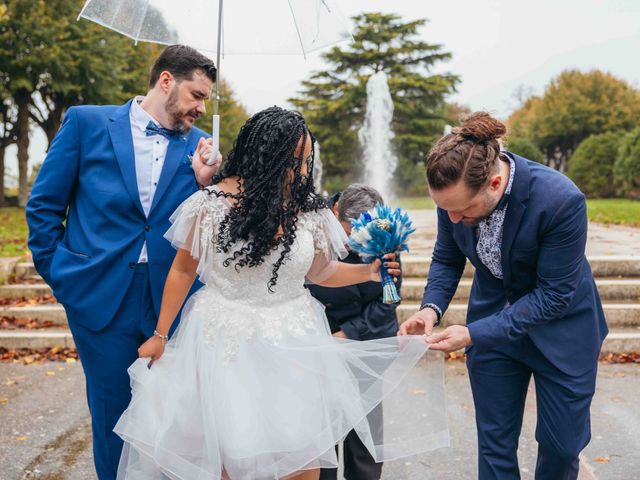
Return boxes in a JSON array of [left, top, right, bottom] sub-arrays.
[[500, 153, 531, 288], [108, 101, 144, 216], [150, 134, 188, 214]]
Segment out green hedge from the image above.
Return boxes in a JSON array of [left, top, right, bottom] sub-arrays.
[[567, 132, 619, 198]]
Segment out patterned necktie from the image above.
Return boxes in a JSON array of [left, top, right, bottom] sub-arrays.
[[145, 121, 179, 140]]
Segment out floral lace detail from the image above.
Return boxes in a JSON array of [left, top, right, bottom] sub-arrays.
[[191, 289, 321, 364], [298, 211, 329, 256], [165, 193, 344, 363]]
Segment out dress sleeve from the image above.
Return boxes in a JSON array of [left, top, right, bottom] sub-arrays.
[[164, 189, 225, 279], [304, 208, 350, 284]]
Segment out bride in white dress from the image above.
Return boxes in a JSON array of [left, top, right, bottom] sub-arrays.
[[114, 107, 448, 480]]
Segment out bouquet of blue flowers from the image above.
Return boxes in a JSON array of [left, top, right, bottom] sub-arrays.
[[348, 204, 416, 304]]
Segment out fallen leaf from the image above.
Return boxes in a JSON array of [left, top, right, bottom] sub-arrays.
[[15, 436, 29, 441], [413, 389, 426, 395], [0, 398, 8, 405], [594, 456, 610, 464], [46, 371, 55, 376]]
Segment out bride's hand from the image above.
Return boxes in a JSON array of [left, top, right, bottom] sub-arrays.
[[138, 336, 165, 366], [369, 253, 401, 282]]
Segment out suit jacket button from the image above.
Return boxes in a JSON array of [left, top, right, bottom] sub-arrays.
[[144, 224, 150, 231], [129, 262, 136, 269]]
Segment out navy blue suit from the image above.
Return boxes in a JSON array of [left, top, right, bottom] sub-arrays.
[[26, 101, 207, 479], [422, 153, 608, 479], [309, 251, 400, 480]]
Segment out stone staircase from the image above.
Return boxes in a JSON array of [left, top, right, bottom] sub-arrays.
[[2, 256, 640, 353]]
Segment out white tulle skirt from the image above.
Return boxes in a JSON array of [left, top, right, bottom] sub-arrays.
[[114, 290, 449, 480]]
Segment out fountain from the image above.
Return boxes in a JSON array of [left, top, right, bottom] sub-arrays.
[[312, 142, 325, 196], [358, 71, 397, 201]]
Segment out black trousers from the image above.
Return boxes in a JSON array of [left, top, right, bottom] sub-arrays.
[[319, 404, 383, 480]]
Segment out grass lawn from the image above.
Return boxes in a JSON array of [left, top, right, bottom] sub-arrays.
[[395, 196, 435, 210], [586, 199, 640, 227], [0, 199, 636, 260], [396, 196, 640, 228], [0, 208, 29, 258]]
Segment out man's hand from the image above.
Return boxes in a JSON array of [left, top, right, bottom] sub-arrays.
[[369, 253, 401, 282], [426, 325, 472, 352], [398, 308, 437, 336], [193, 137, 222, 186], [332, 330, 348, 339]]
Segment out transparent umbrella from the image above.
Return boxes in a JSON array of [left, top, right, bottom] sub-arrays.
[[78, 0, 352, 159]]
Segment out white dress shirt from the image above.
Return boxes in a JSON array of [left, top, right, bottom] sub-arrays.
[[129, 96, 169, 263]]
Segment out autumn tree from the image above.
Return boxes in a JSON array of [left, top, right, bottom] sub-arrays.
[[507, 70, 640, 172]]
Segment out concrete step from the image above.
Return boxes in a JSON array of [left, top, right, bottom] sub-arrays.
[[12, 255, 640, 285], [396, 302, 640, 328], [5, 277, 638, 303], [0, 325, 638, 354], [0, 304, 67, 323], [400, 278, 640, 303], [601, 328, 640, 354], [14, 262, 37, 279], [401, 255, 640, 279], [1, 301, 637, 332], [0, 329, 74, 349], [0, 283, 53, 299]]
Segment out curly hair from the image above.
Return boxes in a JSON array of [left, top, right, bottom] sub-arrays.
[[208, 106, 326, 291]]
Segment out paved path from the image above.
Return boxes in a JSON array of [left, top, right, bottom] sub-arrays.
[[405, 210, 640, 257], [1, 361, 638, 479]]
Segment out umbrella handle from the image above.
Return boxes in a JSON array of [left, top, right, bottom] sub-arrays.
[[207, 114, 220, 165]]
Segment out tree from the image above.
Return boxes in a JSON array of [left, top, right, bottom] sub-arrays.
[[614, 128, 640, 200], [504, 137, 544, 164], [0, 87, 17, 206], [566, 132, 620, 198], [290, 12, 459, 191], [507, 70, 640, 172], [195, 79, 249, 157], [0, 0, 161, 206]]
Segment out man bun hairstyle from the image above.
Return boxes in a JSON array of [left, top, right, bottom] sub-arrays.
[[426, 111, 507, 192]]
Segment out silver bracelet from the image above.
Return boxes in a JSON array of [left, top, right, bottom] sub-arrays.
[[153, 330, 169, 344], [419, 303, 443, 327]]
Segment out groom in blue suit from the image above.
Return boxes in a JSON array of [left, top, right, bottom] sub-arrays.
[[26, 45, 220, 480], [400, 112, 608, 479]]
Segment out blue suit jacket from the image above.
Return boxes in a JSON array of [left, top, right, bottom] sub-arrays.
[[26, 100, 208, 331], [422, 153, 608, 376]]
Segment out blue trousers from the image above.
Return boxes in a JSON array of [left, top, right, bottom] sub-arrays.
[[69, 264, 156, 480], [466, 335, 596, 480]]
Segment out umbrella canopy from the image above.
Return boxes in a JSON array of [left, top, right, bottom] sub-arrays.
[[79, 0, 351, 158], [79, 0, 351, 56]]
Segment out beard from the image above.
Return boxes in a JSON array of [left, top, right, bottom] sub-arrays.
[[461, 191, 501, 227], [165, 87, 200, 134]]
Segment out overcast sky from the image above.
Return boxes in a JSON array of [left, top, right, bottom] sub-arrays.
[[6, 0, 640, 181]]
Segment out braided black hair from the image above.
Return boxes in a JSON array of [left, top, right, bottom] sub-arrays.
[[209, 106, 326, 291]]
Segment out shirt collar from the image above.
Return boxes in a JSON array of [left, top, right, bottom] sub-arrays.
[[130, 96, 163, 133], [495, 153, 516, 211]]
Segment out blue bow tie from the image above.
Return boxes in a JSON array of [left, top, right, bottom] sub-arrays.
[[145, 121, 180, 140]]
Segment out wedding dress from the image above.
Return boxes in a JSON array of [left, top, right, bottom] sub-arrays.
[[115, 186, 449, 480]]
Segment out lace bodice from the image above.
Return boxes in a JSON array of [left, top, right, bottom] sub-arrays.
[[164, 187, 349, 305], [164, 188, 349, 362]]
